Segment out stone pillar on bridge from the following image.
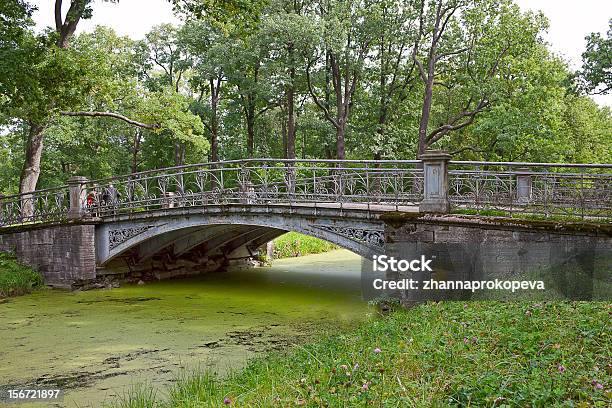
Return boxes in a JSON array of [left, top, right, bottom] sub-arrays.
[[68, 176, 88, 220], [419, 150, 451, 213], [516, 168, 533, 203]]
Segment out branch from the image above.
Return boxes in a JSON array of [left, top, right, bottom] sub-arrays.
[[487, 43, 512, 79], [412, 0, 427, 84], [306, 58, 339, 128], [433, 81, 451, 89], [202, 121, 212, 133], [54, 0, 63, 32], [588, 85, 612, 95], [256, 104, 275, 118], [435, 6, 458, 43], [426, 98, 490, 144], [450, 146, 487, 155], [436, 47, 470, 62], [414, 57, 427, 83], [57, 0, 85, 48], [60, 111, 160, 130], [151, 50, 171, 79]]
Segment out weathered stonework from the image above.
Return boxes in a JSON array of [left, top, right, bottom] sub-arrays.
[[1, 206, 610, 291], [381, 213, 612, 304], [0, 223, 95, 288]]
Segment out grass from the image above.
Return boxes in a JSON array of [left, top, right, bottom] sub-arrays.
[[109, 301, 610, 407], [0, 252, 44, 298], [272, 232, 339, 259]]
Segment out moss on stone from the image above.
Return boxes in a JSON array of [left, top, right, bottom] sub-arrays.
[[380, 212, 612, 236]]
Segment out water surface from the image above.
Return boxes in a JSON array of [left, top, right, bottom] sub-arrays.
[[0, 249, 367, 407]]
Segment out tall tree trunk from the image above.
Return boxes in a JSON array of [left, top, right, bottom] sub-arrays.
[[246, 103, 255, 158], [418, 39, 437, 158], [336, 124, 346, 160], [172, 142, 185, 194], [131, 130, 142, 174], [281, 109, 288, 159], [18, 1, 84, 196], [377, 88, 388, 160], [174, 142, 185, 166], [417, 72, 434, 157], [209, 78, 220, 162], [324, 144, 333, 160], [19, 123, 45, 216], [286, 86, 296, 160], [19, 122, 45, 194], [286, 45, 297, 160], [242, 63, 260, 159], [417, 0, 442, 158], [301, 118, 306, 159]]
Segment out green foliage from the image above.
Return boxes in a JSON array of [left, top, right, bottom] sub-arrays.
[[168, 0, 268, 32], [0, 252, 43, 298], [1, 0, 610, 193], [272, 232, 339, 258], [109, 301, 611, 407], [139, 88, 208, 151], [579, 19, 611, 96]]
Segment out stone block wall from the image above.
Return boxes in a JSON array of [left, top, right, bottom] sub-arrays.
[[381, 214, 612, 302], [0, 224, 96, 287]]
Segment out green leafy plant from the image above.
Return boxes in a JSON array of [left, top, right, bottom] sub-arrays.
[[0, 252, 44, 298], [272, 232, 339, 258]]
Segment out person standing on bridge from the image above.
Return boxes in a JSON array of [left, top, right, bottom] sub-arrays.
[[101, 184, 120, 214]]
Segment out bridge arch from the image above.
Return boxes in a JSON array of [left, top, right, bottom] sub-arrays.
[[95, 208, 386, 266]]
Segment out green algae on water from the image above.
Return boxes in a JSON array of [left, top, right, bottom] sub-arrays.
[[0, 249, 369, 407]]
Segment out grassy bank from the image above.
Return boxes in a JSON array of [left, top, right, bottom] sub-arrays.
[[0, 252, 43, 298], [111, 301, 610, 407], [272, 232, 339, 259]]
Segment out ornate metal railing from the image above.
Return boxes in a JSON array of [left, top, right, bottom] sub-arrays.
[[80, 159, 424, 218], [0, 158, 610, 227], [448, 162, 612, 219], [0, 185, 70, 226]]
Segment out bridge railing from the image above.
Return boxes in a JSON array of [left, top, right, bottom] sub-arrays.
[[447, 161, 612, 219], [1, 155, 611, 227], [79, 159, 424, 218], [0, 185, 70, 227]]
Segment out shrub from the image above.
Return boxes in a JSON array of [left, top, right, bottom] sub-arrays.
[[0, 252, 44, 298], [272, 232, 339, 258]]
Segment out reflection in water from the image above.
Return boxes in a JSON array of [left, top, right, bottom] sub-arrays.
[[0, 249, 367, 407]]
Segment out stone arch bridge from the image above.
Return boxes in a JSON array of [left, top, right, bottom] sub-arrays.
[[0, 153, 610, 287]]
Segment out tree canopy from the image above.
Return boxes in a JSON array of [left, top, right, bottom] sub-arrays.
[[0, 0, 610, 195], [579, 19, 611, 96]]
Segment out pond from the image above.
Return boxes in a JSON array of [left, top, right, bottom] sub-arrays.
[[0, 249, 369, 407]]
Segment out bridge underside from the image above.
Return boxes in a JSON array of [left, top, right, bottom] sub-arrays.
[[95, 206, 386, 279]]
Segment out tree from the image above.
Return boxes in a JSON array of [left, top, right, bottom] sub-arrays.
[[43, 27, 206, 178], [0, 1, 38, 111], [356, 0, 420, 159], [579, 19, 611, 95], [306, 0, 375, 159], [167, 0, 267, 30], [257, 1, 317, 158], [224, 33, 269, 158], [412, 0, 546, 157], [179, 21, 227, 162], [139, 24, 194, 165], [1, 0, 161, 198]]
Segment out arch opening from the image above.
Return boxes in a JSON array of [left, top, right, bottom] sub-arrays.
[[96, 213, 384, 279]]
